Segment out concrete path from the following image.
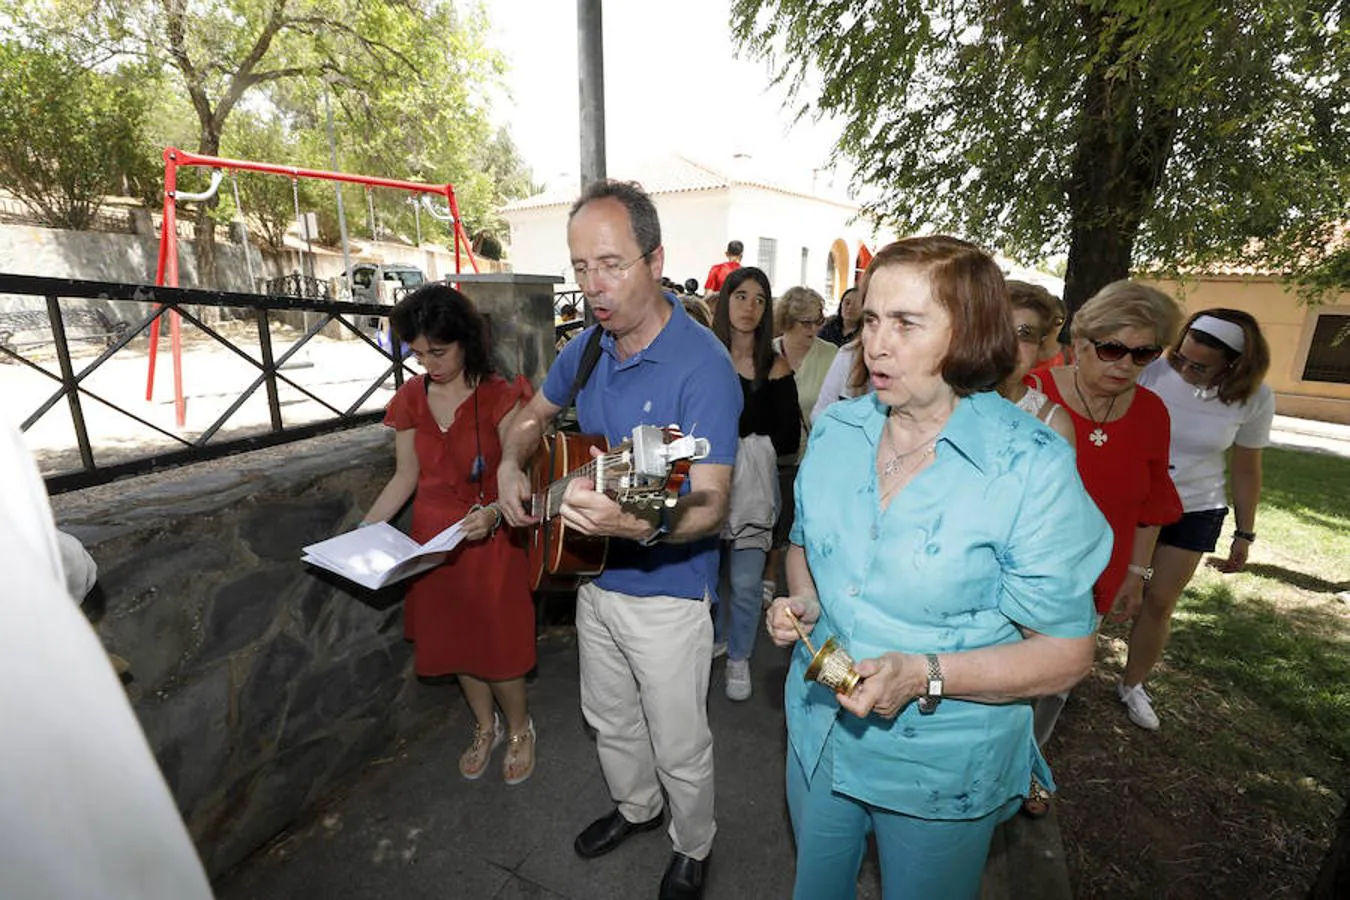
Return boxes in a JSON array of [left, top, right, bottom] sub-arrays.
[[1270, 414, 1350, 458], [215, 628, 1071, 900]]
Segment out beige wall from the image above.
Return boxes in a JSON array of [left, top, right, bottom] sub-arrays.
[[1142, 276, 1350, 424]]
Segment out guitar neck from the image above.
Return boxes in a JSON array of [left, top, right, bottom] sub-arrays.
[[534, 449, 625, 521]]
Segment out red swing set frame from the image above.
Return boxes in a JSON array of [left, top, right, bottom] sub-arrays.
[[149, 145, 479, 426]]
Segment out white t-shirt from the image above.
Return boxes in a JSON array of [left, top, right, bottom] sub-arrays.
[[810, 342, 866, 425], [1137, 358, 1275, 512]]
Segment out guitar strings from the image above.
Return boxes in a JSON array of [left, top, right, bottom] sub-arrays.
[[544, 447, 634, 512]]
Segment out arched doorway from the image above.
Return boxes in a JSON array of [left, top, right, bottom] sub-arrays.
[[827, 239, 850, 303]]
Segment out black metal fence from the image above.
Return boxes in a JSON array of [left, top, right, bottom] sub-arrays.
[[262, 272, 333, 301], [0, 273, 414, 493]]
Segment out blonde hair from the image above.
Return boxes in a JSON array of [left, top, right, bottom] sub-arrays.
[[1071, 280, 1183, 347], [681, 295, 712, 328], [774, 285, 826, 333]]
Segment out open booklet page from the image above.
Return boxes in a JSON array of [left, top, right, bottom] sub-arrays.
[[302, 519, 467, 590]]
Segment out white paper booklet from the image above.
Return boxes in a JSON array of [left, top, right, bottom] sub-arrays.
[[301, 519, 467, 590]]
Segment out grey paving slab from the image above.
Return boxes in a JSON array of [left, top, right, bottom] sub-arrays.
[[216, 624, 1066, 900]]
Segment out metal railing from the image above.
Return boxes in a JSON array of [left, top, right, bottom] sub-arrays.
[[0, 273, 415, 493], [263, 272, 333, 301]]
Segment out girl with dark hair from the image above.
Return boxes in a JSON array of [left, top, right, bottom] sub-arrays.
[[712, 267, 780, 387], [362, 283, 539, 785], [1122, 307, 1275, 729], [710, 266, 800, 701]]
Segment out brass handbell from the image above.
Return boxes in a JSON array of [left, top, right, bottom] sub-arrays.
[[786, 610, 861, 696]]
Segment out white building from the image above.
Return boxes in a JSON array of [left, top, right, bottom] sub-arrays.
[[500, 155, 894, 310]]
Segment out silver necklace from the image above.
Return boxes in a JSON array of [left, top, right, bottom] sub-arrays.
[[1073, 370, 1118, 448], [880, 428, 937, 478]]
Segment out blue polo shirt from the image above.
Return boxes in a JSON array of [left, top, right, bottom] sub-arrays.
[[787, 390, 1112, 818], [542, 294, 742, 600]]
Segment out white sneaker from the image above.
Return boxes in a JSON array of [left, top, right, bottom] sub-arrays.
[[711, 641, 728, 660], [1117, 681, 1160, 731], [725, 658, 752, 701]]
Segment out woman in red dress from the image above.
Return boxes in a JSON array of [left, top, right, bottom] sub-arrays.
[[1040, 281, 1184, 725], [362, 283, 537, 785]]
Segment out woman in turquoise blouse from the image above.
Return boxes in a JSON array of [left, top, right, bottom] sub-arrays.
[[765, 236, 1112, 899]]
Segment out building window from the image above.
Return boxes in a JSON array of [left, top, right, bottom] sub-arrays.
[[800, 247, 810, 286], [757, 237, 777, 286], [1302, 313, 1350, 384], [825, 253, 837, 304]]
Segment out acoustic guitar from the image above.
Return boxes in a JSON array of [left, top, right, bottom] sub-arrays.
[[527, 424, 710, 590]]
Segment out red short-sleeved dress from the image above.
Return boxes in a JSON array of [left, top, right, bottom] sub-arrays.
[[1042, 376, 1182, 613], [384, 373, 536, 679]]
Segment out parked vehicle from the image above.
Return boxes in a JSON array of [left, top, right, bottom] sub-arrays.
[[344, 263, 425, 351]]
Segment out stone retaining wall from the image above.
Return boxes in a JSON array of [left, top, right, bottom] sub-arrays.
[[50, 426, 444, 877]]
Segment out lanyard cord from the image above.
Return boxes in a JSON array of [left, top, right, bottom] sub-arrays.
[[472, 388, 484, 505]]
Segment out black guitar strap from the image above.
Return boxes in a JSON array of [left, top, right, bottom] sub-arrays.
[[554, 324, 605, 431]]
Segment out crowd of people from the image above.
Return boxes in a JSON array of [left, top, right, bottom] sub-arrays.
[[371, 181, 1275, 900], [8, 175, 1278, 900]]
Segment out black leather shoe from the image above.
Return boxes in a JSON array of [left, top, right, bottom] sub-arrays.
[[658, 851, 707, 900], [573, 808, 664, 859]]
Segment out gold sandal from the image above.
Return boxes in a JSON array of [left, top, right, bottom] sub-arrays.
[[502, 717, 536, 786], [459, 713, 503, 780], [1022, 776, 1051, 818]]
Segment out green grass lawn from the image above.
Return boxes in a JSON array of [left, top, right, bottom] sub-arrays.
[[1059, 446, 1350, 899]]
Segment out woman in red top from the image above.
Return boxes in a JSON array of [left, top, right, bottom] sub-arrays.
[[362, 283, 537, 785], [1040, 281, 1183, 725]]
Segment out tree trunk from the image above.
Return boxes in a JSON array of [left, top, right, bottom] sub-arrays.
[[1062, 8, 1178, 324], [193, 130, 222, 291]]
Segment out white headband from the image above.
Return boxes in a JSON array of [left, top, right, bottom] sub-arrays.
[[1189, 315, 1245, 353]]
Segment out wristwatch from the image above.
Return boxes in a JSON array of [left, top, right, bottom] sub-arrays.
[[1127, 564, 1154, 582], [1233, 530, 1257, 543], [917, 653, 943, 714]]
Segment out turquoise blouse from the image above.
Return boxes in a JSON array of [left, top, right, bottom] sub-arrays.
[[787, 390, 1112, 819]]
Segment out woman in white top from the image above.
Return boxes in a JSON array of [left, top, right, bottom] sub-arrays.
[[809, 338, 864, 425], [1123, 308, 1274, 730], [999, 281, 1075, 448]]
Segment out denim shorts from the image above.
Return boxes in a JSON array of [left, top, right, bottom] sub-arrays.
[[1158, 508, 1228, 553]]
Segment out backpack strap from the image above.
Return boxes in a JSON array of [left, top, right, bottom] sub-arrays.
[[554, 325, 605, 428]]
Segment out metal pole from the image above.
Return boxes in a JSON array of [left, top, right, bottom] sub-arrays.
[[577, 0, 606, 191], [47, 294, 95, 472], [323, 80, 353, 295], [229, 171, 256, 290]]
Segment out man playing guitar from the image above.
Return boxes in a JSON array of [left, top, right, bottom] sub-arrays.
[[497, 180, 741, 900]]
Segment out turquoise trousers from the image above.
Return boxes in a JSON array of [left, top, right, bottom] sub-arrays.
[[785, 738, 1016, 899]]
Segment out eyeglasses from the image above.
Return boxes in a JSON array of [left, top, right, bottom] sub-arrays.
[[1014, 323, 1044, 344], [797, 317, 825, 328], [570, 254, 648, 284], [1090, 338, 1163, 366], [1169, 350, 1225, 378]]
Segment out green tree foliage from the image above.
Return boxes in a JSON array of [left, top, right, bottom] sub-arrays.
[[218, 113, 320, 249], [8, 0, 529, 285], [732, 1, 1350, 310], [0, 40, 158, 229]]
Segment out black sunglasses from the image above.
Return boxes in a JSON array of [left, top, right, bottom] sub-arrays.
[[1090, 339, 1163, 366]]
